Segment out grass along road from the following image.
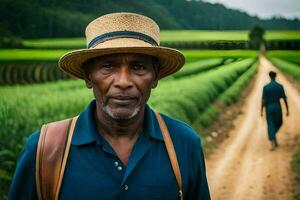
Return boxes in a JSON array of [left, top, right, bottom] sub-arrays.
[[206, 56, 300, 200]]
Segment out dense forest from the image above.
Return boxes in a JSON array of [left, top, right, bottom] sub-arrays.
[[1, 0, 300, 38]]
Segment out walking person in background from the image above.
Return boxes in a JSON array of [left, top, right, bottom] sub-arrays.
[[261, 71, 289, 151]]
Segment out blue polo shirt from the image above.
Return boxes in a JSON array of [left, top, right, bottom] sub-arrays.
[[9, 100, 210, 200], [262, 80, 286, 105]]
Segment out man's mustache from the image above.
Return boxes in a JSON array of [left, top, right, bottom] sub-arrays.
[[105, 88, 138, 98], [107, 93, 138, 100]]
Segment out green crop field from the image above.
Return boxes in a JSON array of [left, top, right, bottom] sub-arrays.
[[21, 30, 300, 49], [183, 50, 257, 62], [267, 50, 300, 64], [0, 56, 257, 198], [268, 51, 300, 76], [0, 49, 257, 62], [269, 57, 300, 82], [264, 31, 300, 41], [0, 49, 69, 62], [162, 30, 300, 41], [173, 58, 226, 78], [161, 30, 249, 41], [22, 31, 249, 49], [150, 58, 256, 124], [23, 38, 86, 49]]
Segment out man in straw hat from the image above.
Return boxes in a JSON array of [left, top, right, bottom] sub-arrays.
[[9, 13, 210, 200]]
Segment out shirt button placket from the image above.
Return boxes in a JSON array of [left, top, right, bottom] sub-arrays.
[[124, 184, 129, 191]]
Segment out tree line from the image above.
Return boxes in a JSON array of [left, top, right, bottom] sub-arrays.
[[0, 0, 300, 39]]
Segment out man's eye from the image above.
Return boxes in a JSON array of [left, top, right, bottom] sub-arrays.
[[133, 64, 146, 71], [102, 64, 113, 69]]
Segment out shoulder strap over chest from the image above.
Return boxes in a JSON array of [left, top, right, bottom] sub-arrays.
[[36, 116, 78, 200], [155, 112, 183, 200]]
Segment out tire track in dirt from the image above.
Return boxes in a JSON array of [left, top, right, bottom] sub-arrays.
[[206, 56, 300, 200]]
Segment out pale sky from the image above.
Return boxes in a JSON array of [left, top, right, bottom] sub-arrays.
[[201, 0, 300, 19]]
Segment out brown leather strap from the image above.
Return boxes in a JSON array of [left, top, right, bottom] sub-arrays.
[[55, 116, 78, 200], [36, 116, 78, 200], [155, 112, 183, 200]]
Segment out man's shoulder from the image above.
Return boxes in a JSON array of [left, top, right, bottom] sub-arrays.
[[269, 81, 284, 92], [14, 131, 40, 168], [160, 113, 201, 143], [24, 131, 40, 152], [275, 81, 284, 88], [271, 80, 284, 88], [264, 81, 272, 88], [264, 81, 282, 89]]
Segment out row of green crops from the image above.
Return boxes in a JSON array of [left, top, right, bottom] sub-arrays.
[[182, 50, 257, 62], [267, 50, 300, 64], [269, 57, 300, 82], [194, 61, 258, 129], [0, 49, 68, 62], [0, 62, 69, 84], [218, 62, 258, 106], [0, 57, 257, 197], [149, 58, 256, 124], [173, 58, 226, 78]]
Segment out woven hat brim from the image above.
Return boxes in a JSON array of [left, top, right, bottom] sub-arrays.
[[58, 46, 185, 79]]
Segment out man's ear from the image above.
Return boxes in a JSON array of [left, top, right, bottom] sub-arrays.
[[84, 75, 93, 89], [151, 80, 158, 88], [83, 64, 93, 89], [151, 62, 159, 88]]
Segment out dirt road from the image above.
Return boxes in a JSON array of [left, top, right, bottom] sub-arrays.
[[206, 56, 300, 200]]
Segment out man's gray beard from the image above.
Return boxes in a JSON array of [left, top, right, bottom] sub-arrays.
[[102, 105, 140, 120]]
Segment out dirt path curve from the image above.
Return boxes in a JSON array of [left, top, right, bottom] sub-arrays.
[[206, 56, 300, 200]]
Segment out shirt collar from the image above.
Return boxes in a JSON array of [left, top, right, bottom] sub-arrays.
[[72, 100, 164, 146], [143, 105, 164, 141], [72, 99, 102, 146]]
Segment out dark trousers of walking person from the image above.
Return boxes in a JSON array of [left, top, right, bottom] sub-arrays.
[[265, 103, 282, 149]]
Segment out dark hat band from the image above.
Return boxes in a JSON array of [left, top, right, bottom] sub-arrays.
[[88, 31, 158, 48]]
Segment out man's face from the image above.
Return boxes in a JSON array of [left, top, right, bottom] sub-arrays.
[[85, 53, 158, 120]]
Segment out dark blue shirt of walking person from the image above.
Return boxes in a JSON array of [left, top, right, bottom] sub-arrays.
[[261, 71, 289, 151]]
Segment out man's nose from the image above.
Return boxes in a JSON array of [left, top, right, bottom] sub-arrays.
[[113, 66, 133, 89]]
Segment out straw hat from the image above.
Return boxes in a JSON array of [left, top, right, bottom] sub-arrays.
[[58, 12, 185, 79]]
